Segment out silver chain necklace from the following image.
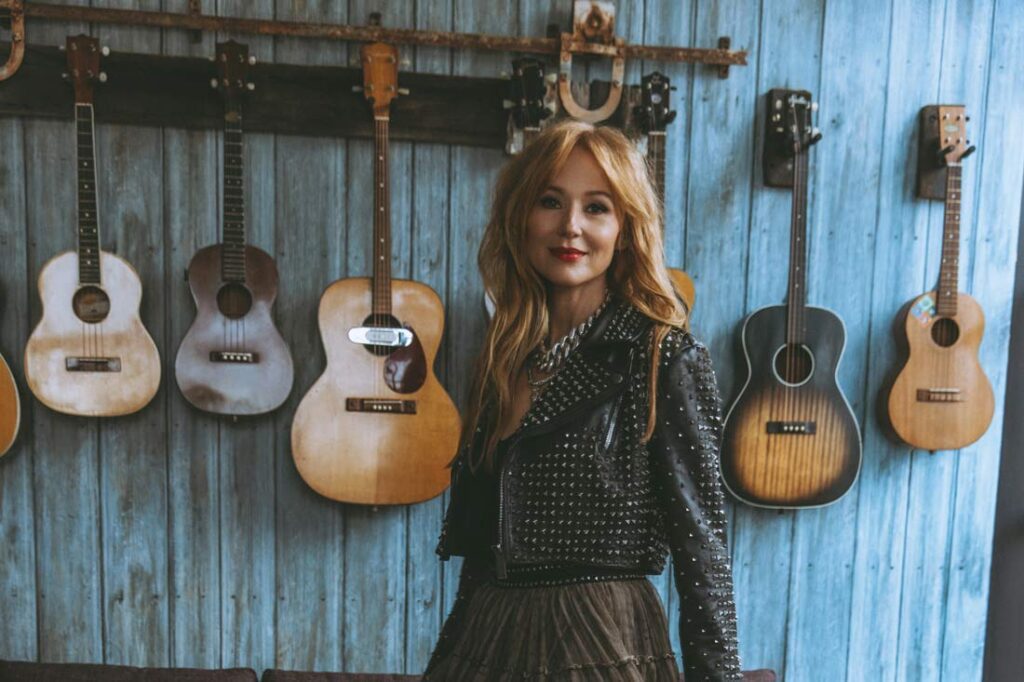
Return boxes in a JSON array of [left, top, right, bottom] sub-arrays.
[[526, 290, 611, 400]]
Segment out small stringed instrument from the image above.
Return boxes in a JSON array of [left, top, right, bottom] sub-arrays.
[[174, 41, 294, 416], [24, 34, 160, 417], [291, 42, 461, 505], [721, 89, 861, 508], [886, 105, 994, 450], [636, 71, 696, 314], [0, 352, 18, 456]]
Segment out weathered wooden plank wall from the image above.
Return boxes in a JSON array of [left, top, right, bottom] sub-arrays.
[[0, 1, 1021, 679]]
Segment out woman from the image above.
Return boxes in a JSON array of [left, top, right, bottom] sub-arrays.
[[424, 120, 742, 681]]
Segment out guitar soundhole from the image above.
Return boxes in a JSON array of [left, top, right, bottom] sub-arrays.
[[363, 313, 402, 356], [217, 282, 253, 319], [72, 285, 110, 324], [774, 344, 814, 385], [931, 317, 959, 347]]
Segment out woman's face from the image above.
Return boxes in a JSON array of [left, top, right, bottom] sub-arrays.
[[525, 145, 622, 292]]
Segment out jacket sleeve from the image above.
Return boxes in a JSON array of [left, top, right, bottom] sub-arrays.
[[647, 330, 742, 681]]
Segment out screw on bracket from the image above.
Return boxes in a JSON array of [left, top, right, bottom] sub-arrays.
[[717, 37, 731, 79]]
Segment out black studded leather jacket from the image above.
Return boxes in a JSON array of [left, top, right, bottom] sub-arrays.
[[428, 299, 742, 681]]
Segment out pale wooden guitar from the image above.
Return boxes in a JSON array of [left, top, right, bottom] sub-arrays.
[[291, 42, 461, 504], [24, 35, 160, 417], [887, 105, 994, 450]]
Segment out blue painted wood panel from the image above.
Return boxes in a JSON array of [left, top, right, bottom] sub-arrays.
[[0, 1, 1021, 679]]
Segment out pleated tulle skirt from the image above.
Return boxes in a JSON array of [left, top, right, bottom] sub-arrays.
[[423, 577, 680, 681]]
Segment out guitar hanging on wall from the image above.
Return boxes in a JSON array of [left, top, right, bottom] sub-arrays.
[[636, 71, 696, 315], [291, 41, 461, 505], [174, 40, 294, 416], [0, 350, 18, 456], [886, 105, 994, 451], [24, 34, 161, 417], [720, 89, 861, 508]]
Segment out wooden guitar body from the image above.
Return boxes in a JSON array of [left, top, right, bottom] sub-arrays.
[[668, 267, 696, 315], [291, 277, 461, 505], [722, 304, 862, 508], [887, 291, 994, 450], [0, 352, 19, 455], [175, 244, 293, 415], [25, 250, 161, 417]]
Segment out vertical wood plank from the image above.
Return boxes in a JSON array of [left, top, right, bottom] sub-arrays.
[[0, 116, 37, 662], [21, 4, 103, 663], [941, 0, 1024, 678], [92, 0, 169, 665], [683, 0, 762, 671], [406, 0, 454, 673], [844, 1, 944, 680], [215, 0, 277, 671], [731, 0, 825, 676]]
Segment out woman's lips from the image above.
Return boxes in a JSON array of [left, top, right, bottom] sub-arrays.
[[550, 247, 586, 262]]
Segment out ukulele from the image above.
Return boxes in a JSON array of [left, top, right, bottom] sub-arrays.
[[886, 105, 994, 450], [636, 71, 696, 314], [174, 41, 294, 416], [24, 34, 160, 417], [290, 42, 461, 505], [0, 351, 18, 456], [720, 89, 861, 508]]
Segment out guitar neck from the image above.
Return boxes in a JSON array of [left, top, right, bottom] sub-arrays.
[[372, 116, 392, 316], [786, 149, 810, 345], [937, 165, 961, 316], [222, 118, 246, 282], [648, 131, 666, 214], [75, 104, 101, 285]]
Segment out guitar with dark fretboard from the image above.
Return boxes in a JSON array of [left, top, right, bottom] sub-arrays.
[[636, 71, 695, 314], [24, 34, 161, 417], [720, 89, 861, 508], [886, 105, 994, 450], [174, 40, 294, 416], [291, 42, 461, 504]]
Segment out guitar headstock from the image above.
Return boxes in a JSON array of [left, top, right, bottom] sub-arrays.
[[214, 40, 255, 119], [635, 71, 677, 134], [779, 90, 820, 154], [361, 42, 400, 118], [507, 58, 550, 130], [64, 34, 107, 105], [936, 105, 973, 167], [764, 88, 821, 187]]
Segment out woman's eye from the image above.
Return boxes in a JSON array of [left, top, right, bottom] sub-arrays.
[[586, 202, 610, 214], [539, 195, 561, 209]]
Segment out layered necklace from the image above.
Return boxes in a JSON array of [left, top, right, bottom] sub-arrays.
[[526, 289, 612, 401]]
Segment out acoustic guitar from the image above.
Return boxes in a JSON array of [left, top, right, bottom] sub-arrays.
[[886, 105, 994, 450], [290, 42, 461, 505], [636, 71, 696, 314], [174, 41, 294, 416], [720, 89, 861, 508], [24, 34, 160, 417], [0, 352, 18, 456]]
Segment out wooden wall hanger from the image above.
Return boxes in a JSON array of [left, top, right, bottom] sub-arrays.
[[0, 0, 746, 83]]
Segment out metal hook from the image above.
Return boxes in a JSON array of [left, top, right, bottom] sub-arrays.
[[0, 0, 26, 82]]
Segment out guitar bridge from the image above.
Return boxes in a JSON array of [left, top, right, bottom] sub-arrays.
[[346, 398, 416, 414], [916, 388, 963, 403], [66, 356, 122, 372], [210, 351, 259, 364], [766, 420, 816, 435]]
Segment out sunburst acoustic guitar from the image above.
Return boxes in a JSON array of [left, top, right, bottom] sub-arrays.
[[886, 105, 994, 451], [174, 40, 294, 416], [720, 89, 861, 508], [290, 42, 461, 505], [24, 34, 160, 417]]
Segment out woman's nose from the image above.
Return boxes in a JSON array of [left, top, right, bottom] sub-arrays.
[[559, 205, 584, 237]]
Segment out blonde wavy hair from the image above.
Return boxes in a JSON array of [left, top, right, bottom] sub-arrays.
[[462, 119, 687, 474]]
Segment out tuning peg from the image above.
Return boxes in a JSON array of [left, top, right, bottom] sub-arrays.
[[500, 70, 510, 79], [502, 99, 514, 110], [545, 73, 558, 85], [98, 71, 107, 83], [400, 58, 411, 68], [811, 101, 819, 112], [61, 71, 68, 80], [246, 82, 255, 91], [248, 55, 256, 66], [210, 78, 219, 89], [352, 85, 364, 93], [101, 46, 110, 56], [397, 87, 409, 96], [58, 44, 66, 52]]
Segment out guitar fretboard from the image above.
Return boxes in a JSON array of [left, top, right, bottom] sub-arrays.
[[372, 116, 392, 316], [786, 148, 810, 346], [76, 104, 101, 285], [221, 121, 246, 282], [937, 165, 961, 316], [648, 131, 666, 211]]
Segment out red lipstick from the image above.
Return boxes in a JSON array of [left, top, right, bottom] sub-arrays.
[[550, 247, 586, 262]]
